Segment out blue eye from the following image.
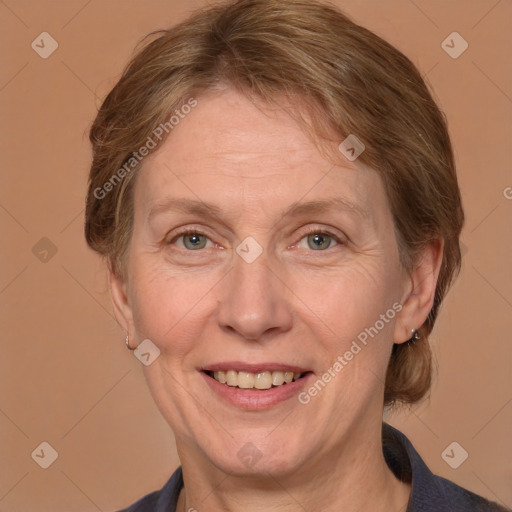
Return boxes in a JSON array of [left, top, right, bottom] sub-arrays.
[[169, 228, 341, 252], [298, 232, 339, 251], [175, 231, 212, 250]]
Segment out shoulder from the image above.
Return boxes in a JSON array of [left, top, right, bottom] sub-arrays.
[[382, 423, 510, 512], [116, 491, 159, 512], [430, 473, 510, 512], [115, 466, 183, 512]]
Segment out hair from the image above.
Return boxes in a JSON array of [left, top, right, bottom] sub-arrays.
[[85, 0, 464, 406]]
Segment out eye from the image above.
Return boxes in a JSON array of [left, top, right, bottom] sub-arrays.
[[296, 230, 340, 251], [168, 228, 342, 252], [172, 230, 214, 250]]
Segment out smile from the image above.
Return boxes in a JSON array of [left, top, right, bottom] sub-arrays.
[[206, 370, 306, 390]]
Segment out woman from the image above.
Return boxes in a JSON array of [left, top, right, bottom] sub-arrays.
[[85, 0, 508, 510]]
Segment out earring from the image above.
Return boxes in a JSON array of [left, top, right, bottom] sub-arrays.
[[409, 329, 421, 342], [125, 335, 135, 351]]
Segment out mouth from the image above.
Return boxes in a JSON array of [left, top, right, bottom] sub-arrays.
[[200, 362, 314, 410], [203, 369, 309, 390]]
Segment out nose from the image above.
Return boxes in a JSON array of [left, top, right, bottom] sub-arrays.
[[216, 253, 293, 341]]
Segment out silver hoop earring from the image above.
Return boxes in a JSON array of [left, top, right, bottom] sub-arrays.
[[125, 335, 135, 351]]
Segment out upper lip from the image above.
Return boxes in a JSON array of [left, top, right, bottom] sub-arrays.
[[202, 361, 311, 374]]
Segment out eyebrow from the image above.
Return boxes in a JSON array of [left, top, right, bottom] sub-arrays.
[[146, 196, 369, 224]]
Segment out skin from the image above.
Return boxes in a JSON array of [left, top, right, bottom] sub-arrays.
[[109, 87, 443, 512]]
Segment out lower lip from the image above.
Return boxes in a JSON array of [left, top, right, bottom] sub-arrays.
[[201, 372, 313, 411]]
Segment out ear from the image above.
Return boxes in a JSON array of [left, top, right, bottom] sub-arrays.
[[394, 238, 444, 344], [107, 262, 135, 339]]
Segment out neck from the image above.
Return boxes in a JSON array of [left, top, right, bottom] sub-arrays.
[[175, 421, 411, 512]]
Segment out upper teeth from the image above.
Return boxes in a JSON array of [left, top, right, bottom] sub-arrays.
[[212, 370, 302, 389]]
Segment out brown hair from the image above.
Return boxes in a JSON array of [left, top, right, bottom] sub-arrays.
[[85, 0, 464, 405]]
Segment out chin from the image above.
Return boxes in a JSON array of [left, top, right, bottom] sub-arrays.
[[203, 431, 311, 478]]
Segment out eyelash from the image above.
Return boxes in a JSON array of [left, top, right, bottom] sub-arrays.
[[167, 226, 344, 251]]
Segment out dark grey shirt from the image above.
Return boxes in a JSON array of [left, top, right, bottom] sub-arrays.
[[118, 423, 509, 511]]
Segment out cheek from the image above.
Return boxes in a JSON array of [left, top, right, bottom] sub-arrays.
[[296, 259, 397, 327], [289, 259, 400, 383], [128, 259, 222, 353]]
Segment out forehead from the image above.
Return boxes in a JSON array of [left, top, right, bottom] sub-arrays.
[[134, 88, 388, 224]]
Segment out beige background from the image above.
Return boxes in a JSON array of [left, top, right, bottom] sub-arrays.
[[1, 0, 511, 511]]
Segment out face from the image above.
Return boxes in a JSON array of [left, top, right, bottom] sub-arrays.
[[110, 87, 437, 478]]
